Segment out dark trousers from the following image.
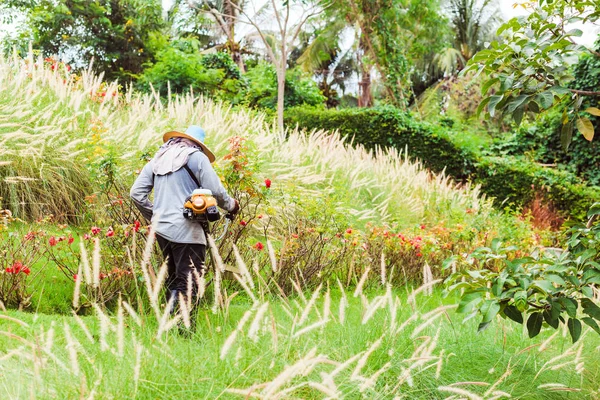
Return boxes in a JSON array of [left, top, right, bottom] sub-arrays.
[[156, 234, 206, 294]]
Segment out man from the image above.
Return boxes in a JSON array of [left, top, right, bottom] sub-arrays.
[[130, 125, 239, 309]]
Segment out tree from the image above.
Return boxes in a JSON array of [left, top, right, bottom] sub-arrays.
[[187, 0, 248, 72], [221, 0, 323, 133], [466, 0, 600, 149], [435, 0, 501, 75], [5, 0, 165, 80]]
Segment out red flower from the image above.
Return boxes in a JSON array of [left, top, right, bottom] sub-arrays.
[[49, 236, 57, 246], [24, 232, 35, 241], [420, 224, 426, 230], [416, 252, 422, 257], [106, 228, 115, 237], [257, 214, 263, 219], [240, 220, 247, 226], [134, 220, 141, 232], [264, 179, 271, 189], [57, 236, 66, 242], [124, 230, 130, 238], [99, 273, 108, 280], [22, 267, 31, 275], [346, 228, 353, 234], [254, 242, 264, 251], [73, 274, 78, 281], [68, 236, 74, 245], [5, 267, 14, 274], [292, 234, 299, 239], [91, 226, 101, 235]]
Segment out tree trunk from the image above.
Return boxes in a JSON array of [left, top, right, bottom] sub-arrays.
[[357, 34, 373, 108], [224, 0, 245, 73], [277, 65, 286, 134], [358, 66, 373, 107]]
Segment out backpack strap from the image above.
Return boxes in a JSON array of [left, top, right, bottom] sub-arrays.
[[183, 164, 201, 188]]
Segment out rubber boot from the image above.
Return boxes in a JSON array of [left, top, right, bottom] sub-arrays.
[[167, 290, 179, 316]]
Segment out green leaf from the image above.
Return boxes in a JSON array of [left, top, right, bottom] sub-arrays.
[[550, 86, 571, 95], [533, 280, 554, 294], [558, 297, 578, 318], [506, 94, 531, 113], [586, 107, 600, 116], [481, 78, 499, 96], [543, 309, 559, 329], [480, 300, 501, 323], [503, 305, 523, 324], [567, 318, 582, 343], [576, 117, 594, 141], [513, 106, 524, 126], [514, 290, 528, 312], [476, 96, 491, 117], [581, 298, 600, 320], [582, 317, 600, 335], [587, 203, 600, 218], [528, 100, 540, 113], [478, 321, 492, 332], [537, 91, 554, 109], [582, 286, 594, 298], [457, 291, 484, 314], [583, 268, 600, 285], [545, 274, 565, 286], [527, 312, 543, 338], [560, 121, 573, 151], [566, 28, 583, 37], [488, 95, 503, 118]]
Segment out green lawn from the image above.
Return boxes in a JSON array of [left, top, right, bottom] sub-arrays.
[[1, 287, 598, 399]]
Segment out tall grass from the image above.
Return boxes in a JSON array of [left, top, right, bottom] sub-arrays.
[[0, 50, 495, 229], [0, 237, 598, 398]]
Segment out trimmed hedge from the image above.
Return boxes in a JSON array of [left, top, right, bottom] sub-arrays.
[[284, 106, 477, 179], [285, 106, 600, 220]]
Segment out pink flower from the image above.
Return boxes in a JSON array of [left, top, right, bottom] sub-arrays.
[[24, 232, 35, 241], [49, 236, 57, 246], [346, 228, 353, 234], [254, 242, 264, 251], [292, 234, 299, 239], [91, 226, 101, 235], [83, 234, 91, 240], [99, 273, 108, 280], [264, 179, 271, 189]]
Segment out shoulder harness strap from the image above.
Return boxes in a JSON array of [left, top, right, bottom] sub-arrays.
[[183, 164, 201, 188]]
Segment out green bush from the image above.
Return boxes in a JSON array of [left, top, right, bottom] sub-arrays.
[[139, 41, 246, 101], [244, 63, 326, 110], [284, 106, 600, 219], [475, 156, 600, 219]]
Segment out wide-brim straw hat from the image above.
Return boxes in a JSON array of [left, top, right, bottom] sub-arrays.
[[163, 125, 216, 163]]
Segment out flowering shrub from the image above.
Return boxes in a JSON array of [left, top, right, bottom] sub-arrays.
[[45, 223, 149, 311], [0, 229, 47, 310]]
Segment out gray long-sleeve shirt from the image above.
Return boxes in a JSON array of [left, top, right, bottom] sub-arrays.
[[130, 150, 235, 245]]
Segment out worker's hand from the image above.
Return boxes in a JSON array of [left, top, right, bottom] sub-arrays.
[[226, 199, 240, 220]]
